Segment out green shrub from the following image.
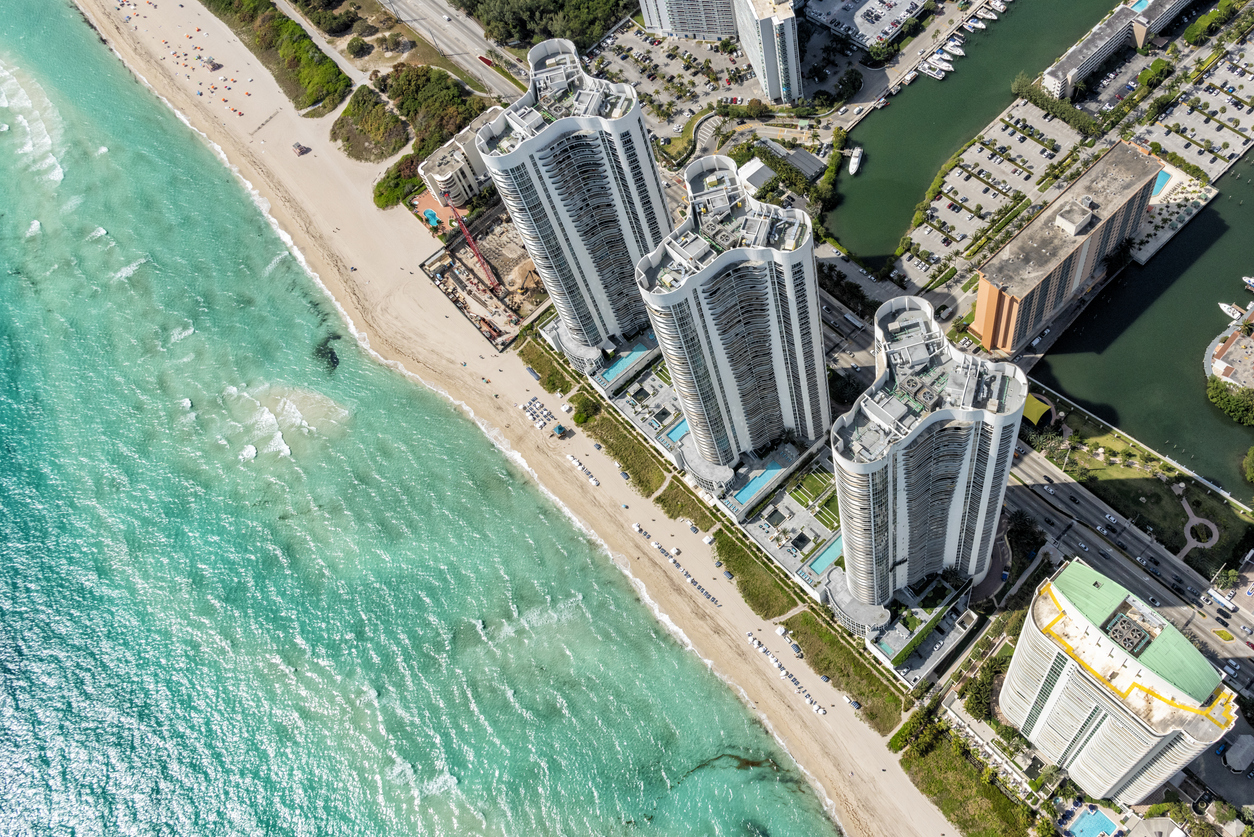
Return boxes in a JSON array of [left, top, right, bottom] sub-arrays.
[[714, 531, 797, 620], [373, 152, 425, 207], [889, 694, 941, 752], [584, 415, 668, 496], [1208, 374, 1254, 425], [331, 85, 409, 161], [517, 340, 572, 393], [200, 0, 352, 113], [656, 480, 717, 531], [375, 64, 488, 159], [783, 610, 903, 734], [451, 0, 637, 51], [346, 35, 370, 58]]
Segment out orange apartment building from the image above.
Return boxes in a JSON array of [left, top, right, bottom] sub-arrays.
[[971, 142, 1162, 355]]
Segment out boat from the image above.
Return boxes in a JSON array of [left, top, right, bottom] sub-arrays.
[[874, 97, 889, 108], [949, 31, 966, 43], [903, 70, 918, 84], [943, 42, 966, 57], [1221, 302, 1246, 320], [977, 8, 998, 20], [848, 146, 864, 175], [990, 0, 1007, 11], [931, 53, 954, 72], [968, 17, 986, 29], [1243, 275, 1254, 292], [919, 63, 945, 79]]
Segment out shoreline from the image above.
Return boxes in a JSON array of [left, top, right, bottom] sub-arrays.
[[70, 2, 954, 834]]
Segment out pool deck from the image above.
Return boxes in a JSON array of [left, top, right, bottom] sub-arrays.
[[1130, 161, 1219, 266]]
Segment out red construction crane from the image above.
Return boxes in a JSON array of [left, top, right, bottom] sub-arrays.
[[450, 207, 500, 292]]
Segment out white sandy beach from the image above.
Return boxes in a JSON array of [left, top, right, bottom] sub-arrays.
[[72, 2, 956, 834]]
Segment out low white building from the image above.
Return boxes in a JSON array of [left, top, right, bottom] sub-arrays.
[[418, 107, 502, 207]]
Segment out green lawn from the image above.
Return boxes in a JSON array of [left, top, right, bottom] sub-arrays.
[[918, 582, 952, 614], [654, 362, 673, 385], [1049, 407, 1254, 574], [656, 479, 717, 531], [783, 610, 903, 735], [901, 741, 1031, 837], [814, 493, 840, 530], [714, 531, 798, 619]]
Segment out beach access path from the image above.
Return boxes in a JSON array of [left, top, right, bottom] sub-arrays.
[[76, 2, 955, 834]]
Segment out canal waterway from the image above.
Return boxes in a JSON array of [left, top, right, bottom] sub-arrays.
[[825, 0, 1120, 263], [1034, 156, 1254, 494]]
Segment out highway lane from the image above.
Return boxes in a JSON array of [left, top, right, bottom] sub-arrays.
[[1005, 456, 1254, 678], [380, 0, 522, 99]]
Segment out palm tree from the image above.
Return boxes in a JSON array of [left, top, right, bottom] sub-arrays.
[[1100, 236, 1135, 275], [1240, 321, 1254, 338], [1008, 508, 1035, 532]]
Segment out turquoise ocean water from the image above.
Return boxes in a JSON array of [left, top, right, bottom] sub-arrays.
[[0, 3, 841, 835]]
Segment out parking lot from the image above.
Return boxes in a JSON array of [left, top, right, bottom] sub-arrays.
[[893, 98, 1085, 285], [1074, 46, 1156, 119], [804, 0, 927, 50], [585, 28, 766, 140], [1143, 54, 1254, 182]]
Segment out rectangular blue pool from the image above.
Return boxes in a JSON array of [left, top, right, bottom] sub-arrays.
[[1151, 169, 1171, 196], [808, 535, 843, 575], [602, 343, 649, 382], [734, 461, 783, 505], [1130, 0, 1149, 10], [1070, 809, 1117, 837], [665, 418, 690, 443]]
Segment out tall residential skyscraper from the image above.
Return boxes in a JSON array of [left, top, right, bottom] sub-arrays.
[[636, 156, 829, 493], [828, 298, 1025, 635], [475, 40, 672, 373], [640, 0, 737, 41], [1001, 561, 1236, 804], [640, 0, 803, 103], [732, 0, 803, 103]]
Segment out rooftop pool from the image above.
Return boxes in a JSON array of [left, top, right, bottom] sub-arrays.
[[602, 343, 650, 382], [1151, 169, 1171, 196], [734, 460, 783, 506], [808, 535, 843, 575], [665, 418, 690, 443]]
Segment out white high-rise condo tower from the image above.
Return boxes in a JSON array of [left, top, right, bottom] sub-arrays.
[[1001, 561, 1236, 804], [732, 0, 803, 103], [828, 298, 1025, 635], [636, 156, 829, 494], [640, 0, 737, 41], [475, 40, 672, 374]]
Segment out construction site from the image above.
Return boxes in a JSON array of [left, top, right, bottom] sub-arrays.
[[416, 198, 550, 350]]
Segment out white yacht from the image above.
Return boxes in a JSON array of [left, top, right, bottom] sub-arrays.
[[977, 8, 998, 20], [849, 146, 864, 175], [1220, 302, 1246, 320]]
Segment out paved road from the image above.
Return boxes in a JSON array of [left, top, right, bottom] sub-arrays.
[[273, 0, 369, 86], [1006, 449, 1254, 678], [379, 0, 521, 98]]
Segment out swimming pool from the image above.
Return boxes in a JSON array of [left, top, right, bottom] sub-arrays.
[[734, 461, 783, 505], [665, 418, 690, 443], [1130, 0, 1149, 11], [1151, 169, 1171, 196], [602, 343, 649, 381], [1070, 808, 1118, 837], [808, 535, 843, 575], [423, 208, 440, 227]]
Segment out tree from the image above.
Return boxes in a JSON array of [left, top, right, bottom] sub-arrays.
[[901, 16, 922, 37], [868, 41, 896, 62], [1008, 508, 1035, 532], [346, 35, 371, 58], [745, 98, 771, 119], [1244, 445, 1254, 485], [1100, 236, 1135, 275]]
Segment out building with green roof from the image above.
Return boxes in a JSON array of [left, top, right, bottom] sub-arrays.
[[998, 561, 1237, 804]]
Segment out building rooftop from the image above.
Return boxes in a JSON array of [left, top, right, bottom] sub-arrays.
[[980, 143, 1162, 299], [1212, 310, 1254, 388], [1035, 561, 1234, 737], [638, 158, 809, 293], [833, 299, 1024, 463], [480, 41, 634, 157], [421, 107, 501, 178], [1045, 5, 1138, 84]]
